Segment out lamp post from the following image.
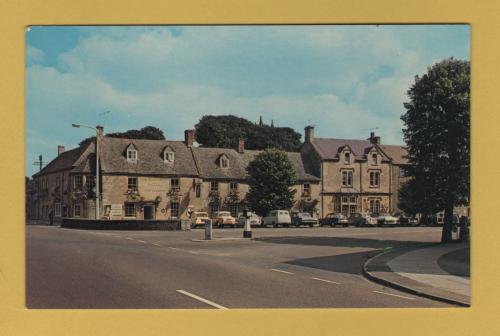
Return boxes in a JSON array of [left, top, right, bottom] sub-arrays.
[[72, 123, 103, 219]]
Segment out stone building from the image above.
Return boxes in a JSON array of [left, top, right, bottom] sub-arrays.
[[300, 126, 409, 218], [29, 128, 320, 221]]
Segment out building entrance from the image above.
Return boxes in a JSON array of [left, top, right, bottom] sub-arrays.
[[144, 205, 155, 220]]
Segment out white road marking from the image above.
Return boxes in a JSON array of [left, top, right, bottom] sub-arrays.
[[176, 290, 228, 309], [125, 237, 135, 241], [372, 290, 415, 300], [137, 240, 148, 244], [311, 277, 341, 285], [168, 247, 179, 250], [188, 250, 199, 254], [270, 268, 293, 275], [151, 243, 162, 247]]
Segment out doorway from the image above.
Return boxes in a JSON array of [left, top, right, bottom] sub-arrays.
[[144, 205, 155, 220]]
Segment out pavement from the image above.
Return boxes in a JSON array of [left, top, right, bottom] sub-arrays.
[[363, 242, 470, 306]]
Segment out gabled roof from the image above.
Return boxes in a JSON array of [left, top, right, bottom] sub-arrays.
[[100, 137, 198, 176], [192, 148, 320, 182], [33, 142, 94, 177], [311, 138, 390, 161], [379, 144, 409, 165]]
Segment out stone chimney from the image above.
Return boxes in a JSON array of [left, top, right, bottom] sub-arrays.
[[57, 145, 65, 156], [368, 131, 381, 145], [305, 125, 315, 143], [184, 129, 194, 147], [238, 138, 245, 153]]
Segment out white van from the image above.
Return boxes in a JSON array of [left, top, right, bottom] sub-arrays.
[[262, 210, 292, 227]]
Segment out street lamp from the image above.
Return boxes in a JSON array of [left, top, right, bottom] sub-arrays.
[[72, 123, 103, 219]]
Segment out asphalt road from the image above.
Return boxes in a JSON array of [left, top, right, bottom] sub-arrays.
[[26, 225, 452, 309]]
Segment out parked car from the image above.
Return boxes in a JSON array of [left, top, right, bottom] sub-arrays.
[[191, 211, 210, 228], [212, 211, 236, 228], [349, 213, 378, 227], [435, 212, 460, 226], [291, 212, 318, 227], [398, 213, 419, 227], [319, 213, 349, 227], [262, 210, 292, 227], [237, 212, 262, 227], [376, 213, 399, 226]]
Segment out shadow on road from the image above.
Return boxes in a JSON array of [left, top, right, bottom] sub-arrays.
[[284, 250, 383, 275], [255, 236, 429, 249]]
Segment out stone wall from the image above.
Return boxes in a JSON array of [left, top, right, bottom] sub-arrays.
[[61, 217, 189, 230]]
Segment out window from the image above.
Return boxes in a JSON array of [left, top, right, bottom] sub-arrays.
[[220, 156, 229, 169], [341, 205, 349, 217], [171, 178, 180, 190], [127, 148, 137, 162], [195, 184, 201, 198], [54, 203, 61, 217], [56, 177, 60, 188], [74, 175, 83, 191], [371, 153, 378, 165], [341, 196, 348, 203], [128, 177, 138, 191], [344, 152, 351, 164], [210, 181, 219, 192], [74, 204, 81, 217], [124, 203, 136, 217], [170, 201, 179, 218], [303, 183, 311, 195], [400, 167, 406, 177], [86, 175, 95, 191], [229, 204, 238, 217], [369, 199, 381, 214], [370, 171, 380, 187], [164, 150, 174, 163], [341, 170, 353, 187], [350, 196, 356, 203], [230, 182, 238, 192]]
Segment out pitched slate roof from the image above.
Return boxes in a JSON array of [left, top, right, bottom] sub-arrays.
[[99, 137, 198, 176], [33, 143, 94, 177], [311, 138, 389, 161], [379, 144, 409, 165], [192, 148, 320, 182]]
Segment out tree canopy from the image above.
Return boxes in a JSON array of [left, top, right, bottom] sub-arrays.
[[195, 115, 302, 151], [79, 126, 165, 147], [401, 58, 470, 242], [246, 148, 297, 216]]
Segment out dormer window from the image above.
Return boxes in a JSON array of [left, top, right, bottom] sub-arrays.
[[371, 153, 378, 165], [345, 152, 351, 164], [219, 155, 229, 169], [126, 145, 138, 162], [163, 146, 175, 163]]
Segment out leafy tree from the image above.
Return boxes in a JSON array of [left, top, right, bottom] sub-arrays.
[[79, 126, 165, 146], [246, 148, 297, 216], [401, 58, 470, 243], [195, 115, 302, 151]]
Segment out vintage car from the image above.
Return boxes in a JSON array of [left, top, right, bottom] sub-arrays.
[[376, 213, 400, 226], [262, 210, 292, 227], [291, 212, 318, 227], [237, 212, 262, 227], [349, 213, 378, 227], [191, 211, 210, 228], [319, 213, 349, 227], [212, 211, 236, 228]]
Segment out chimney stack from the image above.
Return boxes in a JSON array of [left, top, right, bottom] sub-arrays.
[[305, 125, 315, 143], [57, 145, 65, 156], [238, 138, 245, 153], [184, 129, 194, 147], [368, 132, 381, 145]]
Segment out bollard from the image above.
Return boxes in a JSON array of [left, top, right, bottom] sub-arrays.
[[204, 219, 212, 240], [243, 208, 252, 238]]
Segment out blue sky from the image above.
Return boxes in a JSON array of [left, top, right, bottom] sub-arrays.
[[25, 25, 470, 176]]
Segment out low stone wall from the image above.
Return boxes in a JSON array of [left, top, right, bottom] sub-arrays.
[[61, 218, 191, 231]]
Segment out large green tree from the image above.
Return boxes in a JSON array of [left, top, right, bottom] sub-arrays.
[[79, 126, 165, 146], [401, 58, 470, 243], [195, 115, 302, 151], [246, 148, 297, 216]]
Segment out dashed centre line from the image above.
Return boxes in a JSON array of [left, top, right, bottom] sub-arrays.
[[372, 290, 415, 300], [176, 290, 228, 309], [311, 277, 341, 285], [270, 268, 293, 275]]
